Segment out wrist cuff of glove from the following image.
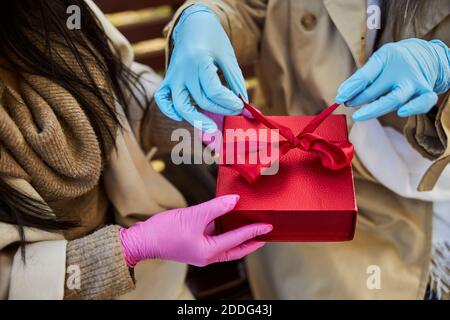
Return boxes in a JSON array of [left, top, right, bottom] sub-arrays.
[[173, 4, 217, 42], [119, 227, 139, 268], [429, 39, 450, 95]]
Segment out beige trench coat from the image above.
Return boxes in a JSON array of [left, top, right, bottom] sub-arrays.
[[166, 0, 450, 299], [0, 0, 191, 300]]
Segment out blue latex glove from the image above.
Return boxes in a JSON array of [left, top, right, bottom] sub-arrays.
[[336, 39, 450, 121], [154, 4, 247, 133]]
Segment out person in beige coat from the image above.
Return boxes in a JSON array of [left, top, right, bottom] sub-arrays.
[[158, 0, 450, 299], [0, 0, 272, 300]]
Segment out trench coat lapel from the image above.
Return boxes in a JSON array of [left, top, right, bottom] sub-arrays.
[[415, 0, 450, 38], [323, 0, 367, 67], [324, 0, 450, 68]]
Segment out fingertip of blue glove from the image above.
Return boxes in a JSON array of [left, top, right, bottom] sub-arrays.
[[335, 95, 347, 105], [351, 110, 370, 122], [397, 108, 411, 117], [344, 99, 360, 108], [336, 76, 367, 105], [202, 122, 219, 134]]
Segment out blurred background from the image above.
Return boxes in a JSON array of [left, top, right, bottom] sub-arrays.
[[94, 0, 258, 300]]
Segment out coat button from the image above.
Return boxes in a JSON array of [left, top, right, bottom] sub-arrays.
[[301, 13, 317, 30]]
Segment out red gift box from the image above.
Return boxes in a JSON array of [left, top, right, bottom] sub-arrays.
[[216, 101, 357, 242]]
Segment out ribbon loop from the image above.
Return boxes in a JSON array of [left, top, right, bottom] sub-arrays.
[[228, 97, 354, 184]]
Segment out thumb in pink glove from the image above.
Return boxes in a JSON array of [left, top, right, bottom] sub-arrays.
[[119, 195, 272, 267]]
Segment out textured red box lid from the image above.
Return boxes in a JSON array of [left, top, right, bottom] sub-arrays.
[[216, 115, 357, 242]]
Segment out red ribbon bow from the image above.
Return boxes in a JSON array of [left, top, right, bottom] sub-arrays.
[[229, 97, 354, 184]]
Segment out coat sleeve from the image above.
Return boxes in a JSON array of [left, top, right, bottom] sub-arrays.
[[165, 0, 268, 66], [7, 241, 66, 300], [407, 91, 450, 191], [6, 226, 134, 300], [403, 18, 450, 192], [0, 177, 135, 300], [0, 178, 68, 300]]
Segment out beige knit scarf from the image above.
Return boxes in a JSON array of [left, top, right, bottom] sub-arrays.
[[0, 54, 115, 202]]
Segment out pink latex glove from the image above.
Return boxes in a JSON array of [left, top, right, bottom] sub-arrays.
[[119, 195, 272, 267]]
